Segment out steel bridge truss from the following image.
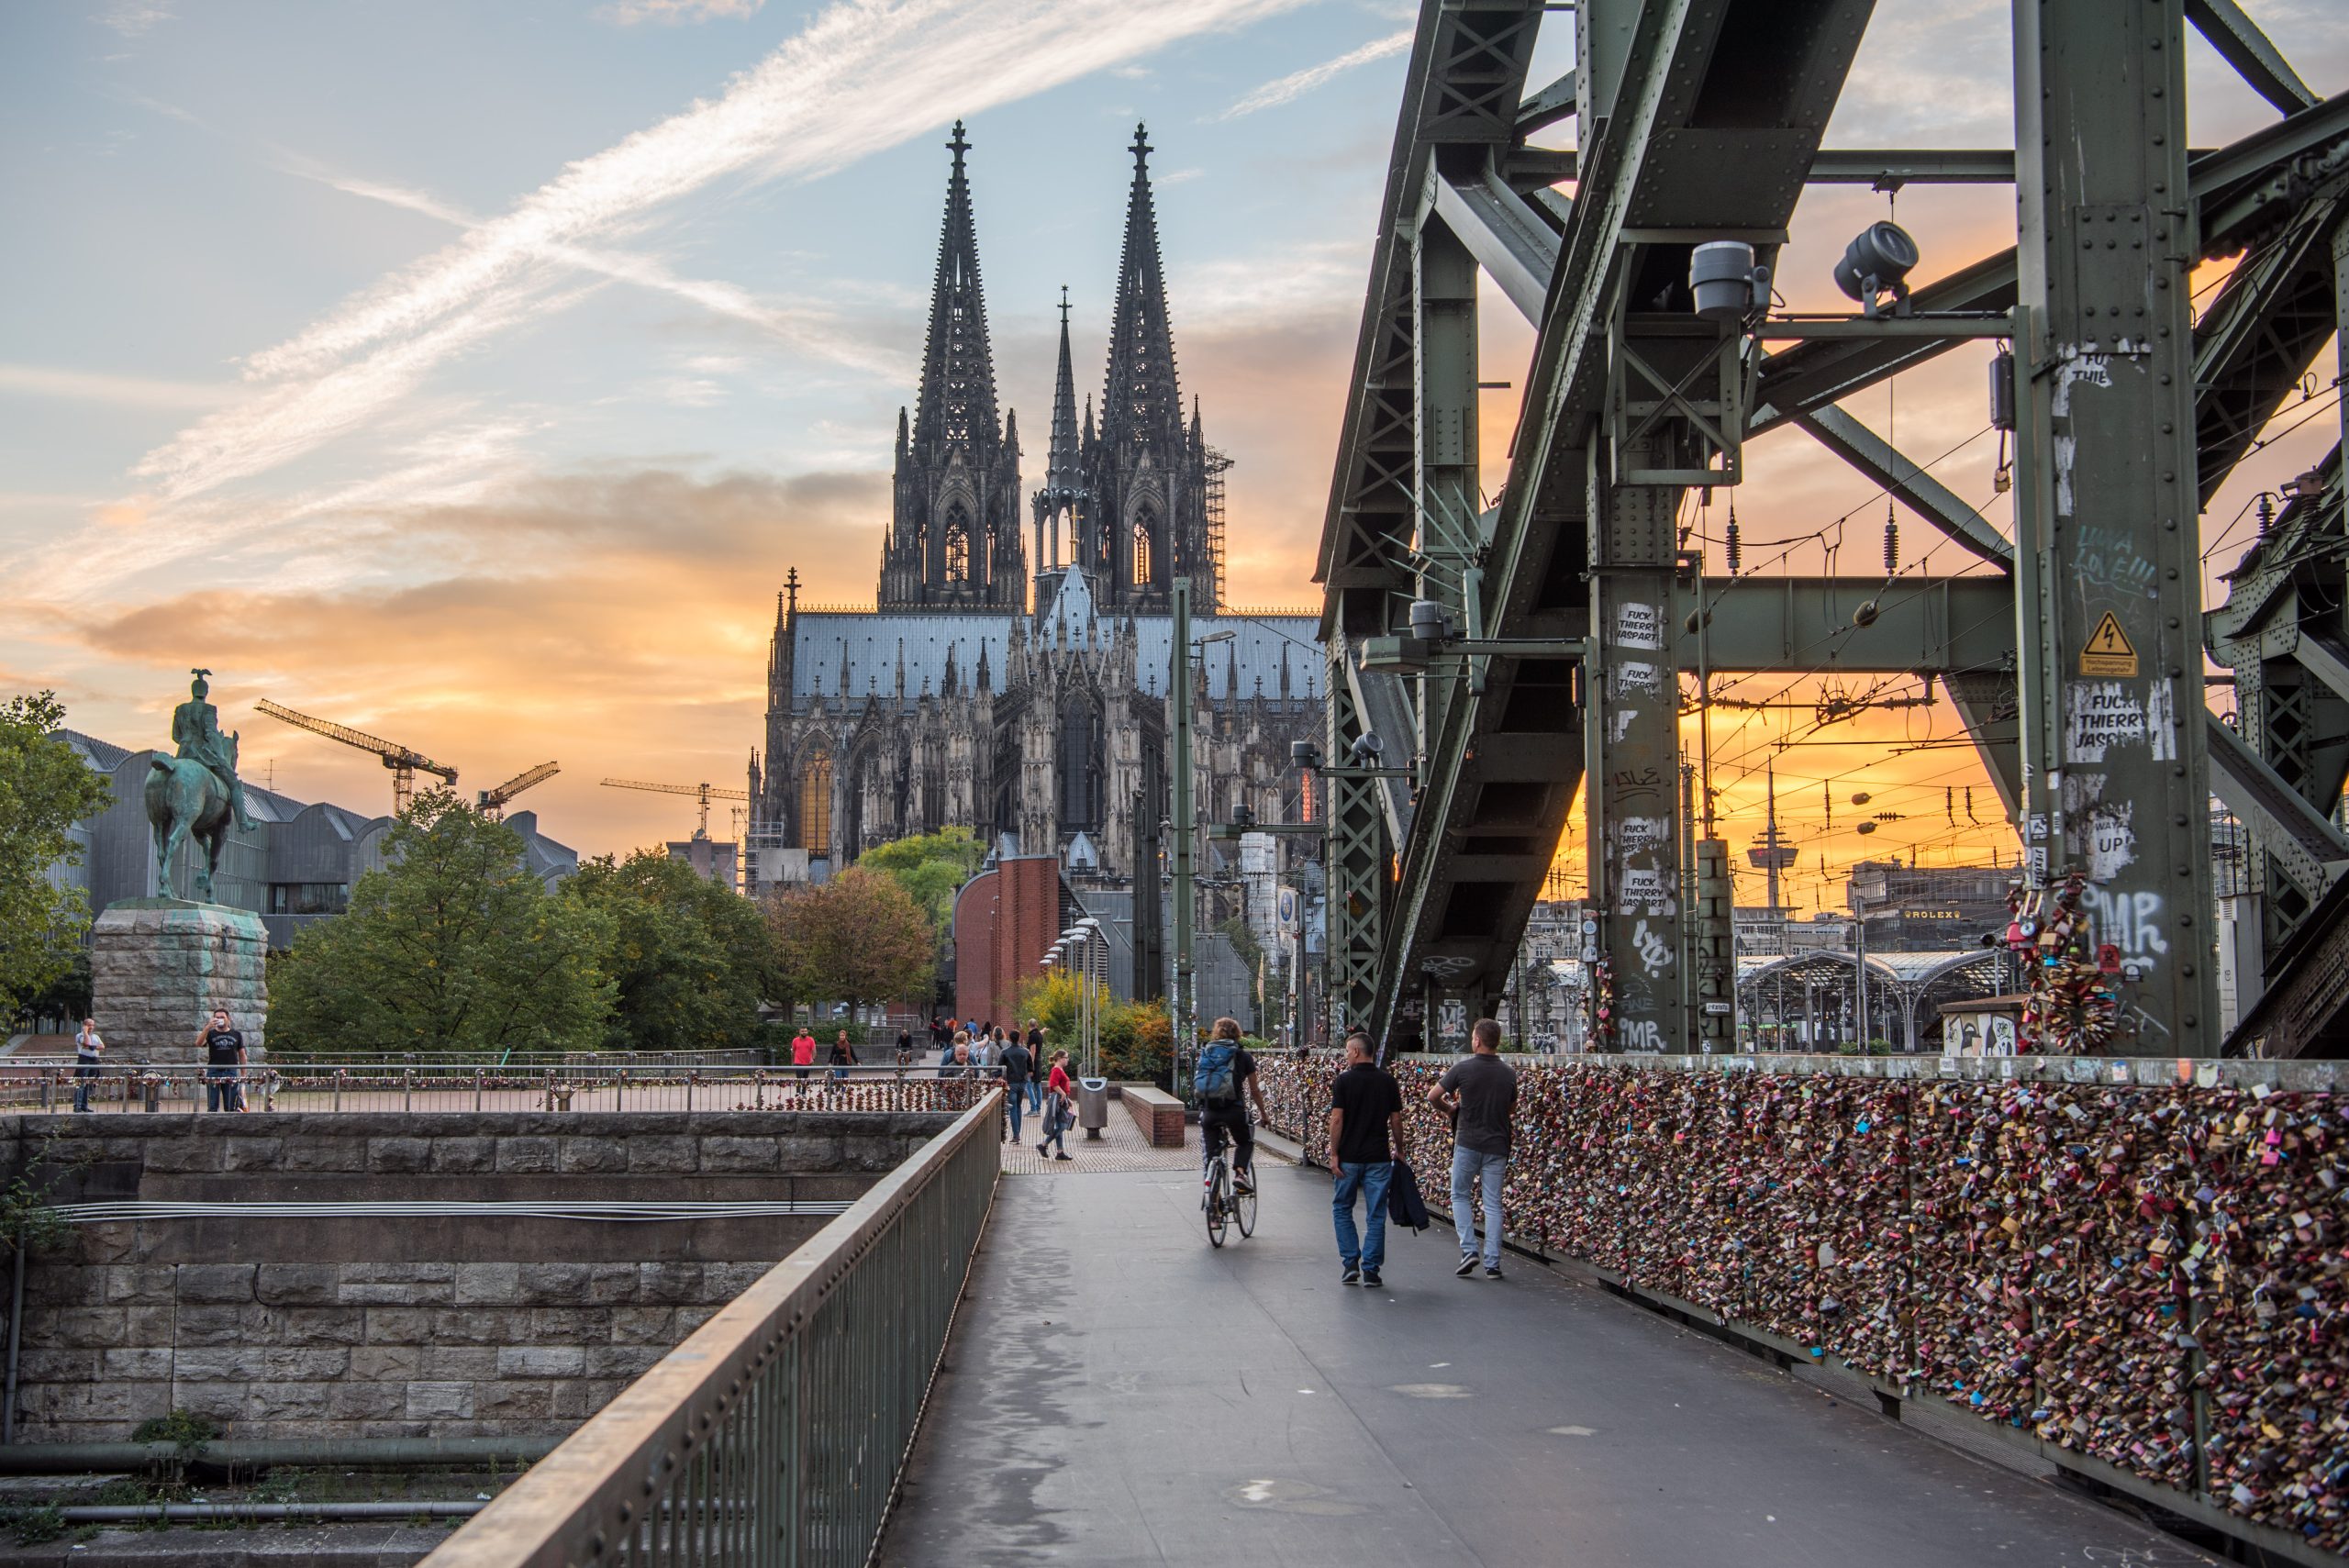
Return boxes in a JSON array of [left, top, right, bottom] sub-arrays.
[[1317, 0, 2349, 1055]]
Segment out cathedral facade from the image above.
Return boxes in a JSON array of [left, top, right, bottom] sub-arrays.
[[752, 124, 1320, 889]]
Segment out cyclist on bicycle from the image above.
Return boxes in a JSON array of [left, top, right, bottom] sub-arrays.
[[1196, 1017, 1271, 1194]]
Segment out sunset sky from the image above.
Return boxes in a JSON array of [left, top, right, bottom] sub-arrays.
[[4, 0, 2344, 909]]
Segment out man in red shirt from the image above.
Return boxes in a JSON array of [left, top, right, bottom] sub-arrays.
[[790, 1026, 818, 1088]]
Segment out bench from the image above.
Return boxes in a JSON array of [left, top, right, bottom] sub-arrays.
[[1121, 1084, 1186, 1148]]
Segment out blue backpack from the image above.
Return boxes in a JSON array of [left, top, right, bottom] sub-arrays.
[[1195, 1042, 1242, 1106]]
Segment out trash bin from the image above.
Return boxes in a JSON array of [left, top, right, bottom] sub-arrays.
[[1077, 1076, 1109, 1140]]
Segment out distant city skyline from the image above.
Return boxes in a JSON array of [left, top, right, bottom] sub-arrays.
[[5, 0, 2344, 891]]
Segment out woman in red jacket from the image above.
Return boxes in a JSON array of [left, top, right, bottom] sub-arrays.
[[1036, 1051, 1075, 1162]]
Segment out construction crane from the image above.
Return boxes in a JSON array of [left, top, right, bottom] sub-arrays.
[[477, 762, 560, 819], [256, 699, 456, 814], [600, 777, 748, 840]]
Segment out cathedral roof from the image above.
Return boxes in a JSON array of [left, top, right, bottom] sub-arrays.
[[787, 605, 1319, 704]]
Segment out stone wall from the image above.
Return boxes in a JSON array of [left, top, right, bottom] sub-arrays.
[[3, 1110, 952, 1443]]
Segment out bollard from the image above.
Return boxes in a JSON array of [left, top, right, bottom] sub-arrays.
[[475, 1069, 484, 1114], [38, 1072, 52, 1114], [140, 1074, 160, 1113], [403, 1069, 414, 1114], [333, 1070, 344, 1114]]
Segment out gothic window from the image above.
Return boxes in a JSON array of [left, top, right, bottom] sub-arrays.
[[1132, 513, 1152, 585], [1058, 702, 1103, 831], [894, 741, 913, 833], [798, 751, 833, 852], [943, 506, 973, 583]]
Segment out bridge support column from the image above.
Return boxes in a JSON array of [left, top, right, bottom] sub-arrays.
[[1323, 670, 1386, 1040], [2010, 0, 2218, 1051], [1413, 218, 1483, 760], [1586, 467, 1684, 1053]]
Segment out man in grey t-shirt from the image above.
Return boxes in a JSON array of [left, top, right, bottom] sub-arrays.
[[1427, 1018, 1518, 1278]]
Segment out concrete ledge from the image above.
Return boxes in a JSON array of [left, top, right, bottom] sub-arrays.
[[1119, 1085, 1185, 1149]]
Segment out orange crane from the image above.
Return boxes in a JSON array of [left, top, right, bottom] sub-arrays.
[[600, 777, 748, 840], [477, 762, 560, 819], [256, 699, 457, 814]]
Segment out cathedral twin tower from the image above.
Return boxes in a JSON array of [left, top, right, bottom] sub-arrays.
[[877, 121, 1221, 616]]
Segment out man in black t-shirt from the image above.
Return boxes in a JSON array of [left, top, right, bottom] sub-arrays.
[[1022, 1020, 1047, 1116], [998, 1032, 1035, 1144], [195, 1007, 245, 1113], [1326, 1030, 1408, 1287], [1429, 1017, 1520, 1279]]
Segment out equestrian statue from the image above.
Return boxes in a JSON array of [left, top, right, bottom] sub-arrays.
[[145, 668, 257, 901]]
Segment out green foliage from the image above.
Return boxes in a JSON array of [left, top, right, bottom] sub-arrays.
[[564, 850, 774, 1052], [0, 694, 111, 1019], [0, 1178, 71, 1257], [133, 1408, 219, 1451], [3, 1503, 64, 1545], [19, 949, 91, 1028], [1015, 972, 1175, 1086], [268, 793, 613, 1053], [766, 867, 934, 1013], [858, 827, 984, 929]]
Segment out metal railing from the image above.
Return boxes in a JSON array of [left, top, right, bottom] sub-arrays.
[[418, 1089, 1001, 1568], [0, 1062, 1006, 1117]]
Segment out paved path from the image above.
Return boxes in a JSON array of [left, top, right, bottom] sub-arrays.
[[881, 1160, 2214, 1568], [998, 1095, 1195, 1174]]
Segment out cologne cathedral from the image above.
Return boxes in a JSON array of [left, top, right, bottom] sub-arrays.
[[751, 124, 1321, 888]]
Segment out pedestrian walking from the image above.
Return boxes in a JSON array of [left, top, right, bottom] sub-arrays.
[[789, 1024, 818, 1088], [999, 1029, 1035, 1143], [829, 1029, 857, 1083], [72, 1018, 104, 1114], [195, 1008, 246, 1113], [1428, 1017, 1519, 1279], [1326, 1029, 1407, 1287], [1022, 1019, 1047, 1115], [1037, 1050, 1075, 1161]]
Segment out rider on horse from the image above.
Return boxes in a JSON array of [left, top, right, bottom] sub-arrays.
[[173, 670, 257, 833]]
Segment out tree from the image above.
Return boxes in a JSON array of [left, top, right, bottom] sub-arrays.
[[767, 867, 933, 1018], [0, 694, 111, 1020], [565, 849, 774, 1052], [858, 827, 985, 929], [269, 792, 611, 1053]]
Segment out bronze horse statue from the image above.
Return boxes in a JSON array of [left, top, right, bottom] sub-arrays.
[[145, 755, 234, 901]]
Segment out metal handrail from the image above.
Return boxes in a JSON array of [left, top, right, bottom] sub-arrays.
[[0, 1062, 1008, 1117], [419, 1089, 1002, 1567]]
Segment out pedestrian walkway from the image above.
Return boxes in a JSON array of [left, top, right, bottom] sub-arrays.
[[997, 1094, 1193, 1174], [881, 1160, 2212, 1567]]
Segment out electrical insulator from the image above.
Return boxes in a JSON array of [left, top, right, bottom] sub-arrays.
[[1883, 514, 1899, 574], [1725, 515, 1742, 574], [2258, 493, 2276, 538]]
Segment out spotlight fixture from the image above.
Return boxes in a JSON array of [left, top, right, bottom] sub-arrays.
[[1347, 732, 1386, 766], [1688, 239, 1769, 324], [1832, 221, 1919, 317]]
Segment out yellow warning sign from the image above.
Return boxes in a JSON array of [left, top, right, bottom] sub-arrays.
[[2079, 612, 2139, 677]]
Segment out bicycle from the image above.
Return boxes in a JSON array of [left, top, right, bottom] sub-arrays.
[[1201, 1123, 1257, 1247]]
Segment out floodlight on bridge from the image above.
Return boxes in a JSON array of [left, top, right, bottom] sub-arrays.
[[1688, 239, 1767, 324], [1832, 221, 1919, 317]]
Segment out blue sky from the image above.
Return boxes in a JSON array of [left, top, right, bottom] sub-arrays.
[[3, 0, 2343, 868]]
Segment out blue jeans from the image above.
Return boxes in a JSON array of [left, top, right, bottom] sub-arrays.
[[1331, 1161, 1393, 1273], [1004, 1084, 1026, 1140], [1451, 1147, 1508, 1266], [206, 1064, 242, 1113], [1025, 1077, 1043, 1114], [72, 1063, 99, 1113]]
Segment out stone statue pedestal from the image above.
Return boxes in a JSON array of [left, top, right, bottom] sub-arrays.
[[90, 900, 268, 1062]]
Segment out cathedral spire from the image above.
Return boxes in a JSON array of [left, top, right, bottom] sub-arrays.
[[1047, 286, 1083, 495], [880, 121, 1025, 612], [1099, 124, 1183, 460], [911, 120, 1000, 452]]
